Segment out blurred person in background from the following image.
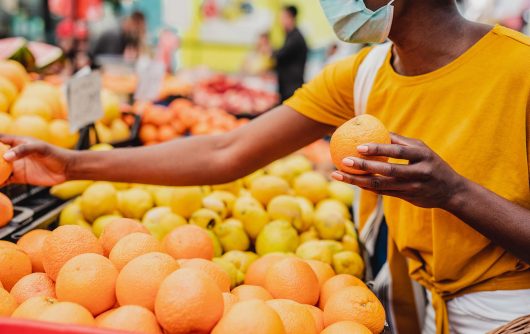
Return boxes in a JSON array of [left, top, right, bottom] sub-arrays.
[[91, 10, 146, 64], [272, 5, 308, 102], [242, 32, 274, 76]]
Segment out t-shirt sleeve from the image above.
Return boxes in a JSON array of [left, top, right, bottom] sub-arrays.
[[284, 48, 370, 127]]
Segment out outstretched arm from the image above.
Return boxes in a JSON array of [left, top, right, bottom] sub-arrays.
[[332, 133, 530, 264], [1, 105, 334, 187]]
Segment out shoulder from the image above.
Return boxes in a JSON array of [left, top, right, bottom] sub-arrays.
[[490, 25, 530, 61]]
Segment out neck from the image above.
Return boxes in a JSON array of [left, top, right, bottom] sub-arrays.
[[389, 4, 492, 76]]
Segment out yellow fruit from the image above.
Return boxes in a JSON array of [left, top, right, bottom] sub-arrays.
[[214, 218, 250, 252], [10, 115, 50, 141], [95, 122, 113, 144], [299, 227, 319, 244], [0, 60, 29, 91], [330, 114, 391, 175], [189, 208, 221, 229], [90, 143, 114, 151], [50, 180, 93, 200], [117, 188, 154, 220], [10, 97, 54, 121], [332, 251, 365, 279], [211, 180, 243, 195], [170, 186, 203, 218], [207, 230, 223, 257], [250, 175, 290, 206], [0, 76, 17, 106], [221, 250, 258, 273], [314, 209, 346, 241], [256, 220, 299, 256], [295, 197, 314, 232], [267, 195, 303, 231], [283, 155, 313, 180], [293, 171, 329, 204], [49, 119, 79, 148], [328, 181, 355, 207], [110, 118, 131, 142], [202, 195, 228, 218], [100, 90, 121, 125], [58, 201, 91, 229], [21, 81, 63, 119], [296, 240, 334, 264], [232, 196, 269, 239], [317, 199, 351, 219], [0, 112, 13, 132], [242, 169, 265, 188], [212, 258, 245, 289], [80, 182, 117, 222], [151, 186, 175, 207]]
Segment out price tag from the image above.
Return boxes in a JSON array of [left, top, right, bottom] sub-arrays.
[[135, 58, 165, 101], [67, 70, 103, 131]]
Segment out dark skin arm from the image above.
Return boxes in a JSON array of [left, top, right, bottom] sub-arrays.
[[0, 106, 334, 187], [331, 134, 530, 264]]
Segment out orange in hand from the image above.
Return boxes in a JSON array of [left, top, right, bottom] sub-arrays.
[[330, 115, 391, 175], [0, 143, 13, 184]]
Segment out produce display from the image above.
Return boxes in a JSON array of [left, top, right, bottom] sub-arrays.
[[138, 98, 249, 145], [192, 74, 278, 116], [0, 154, 385, 334]]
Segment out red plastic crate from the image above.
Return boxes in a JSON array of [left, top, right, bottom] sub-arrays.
[[0, 317, 130, 334]]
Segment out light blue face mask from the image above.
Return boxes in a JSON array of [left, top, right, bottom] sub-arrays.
[[320, 0, 395, 44]]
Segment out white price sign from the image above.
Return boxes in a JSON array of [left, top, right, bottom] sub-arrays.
[[135, 58, 165, 101], [67, 70, 103, 131]]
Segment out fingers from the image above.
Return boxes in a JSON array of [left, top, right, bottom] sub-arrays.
[[0, 134, 25, 147], [356, 142, 425, 162], [390, 133, 416, 146], [3, 142, 49, 162], [331, 172, 410, 192], [341, 157, 411, 178]]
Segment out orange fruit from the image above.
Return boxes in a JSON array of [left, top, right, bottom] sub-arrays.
[[109, 232, 162, 270], [99, 218, 149, 256], [12, 296, 58, 319], [306, 305, 324, 332], [323, 286, 385, 334], [16, 229, 52, 272], [212, 300, 286, 334], [330, 114, 391, 175], [0, 143, 13, 185], [0, 193, 13, 228], [266, 299, 318, 334], [10, 273, 56, 304], [319, 274, 366, 309], [305, 259, 335, 288], [116, 252, 178, 312], [38, 301, 95, 327], [222, 292, 239, 316], [42, 225, 104, 281], [140, 124, 158, 143], [157, 125, 177, 142], [245, 253, 286, 286], [55, 253, 118, 316], [0, 287, 17, 316], [162, 224, 214, 260], [264, 258, 320, 305], [0, 240, 19, 249], [96, 305, 162, 334], [0, 247, 32, 290], [179, 258, 231, 292], [155, 268, 224, 334], [231, 284, 273, 301], [0, 60, 28, 91], [321, 321, 372, 334]]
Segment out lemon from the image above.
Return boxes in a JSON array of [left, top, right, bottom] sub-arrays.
[[92, 214, 122, 237], [255, 220, 299, 256], [299, 227, 319, 244], [328, 180, 355, 207], [110, 118, 130, 142], [202, 196, 228, 218], [214, 219, 250, 252], [50, 180, 93, 200], [293, 171, 329, 204], [242, 169, 265, 188], [117, 188, 154, 220], [49, 119, 79, 149], [296, 240, 334, 264], [213, 258, 245, 289], [211, 180, 243, 195], [232, 196, 269, 239], [189, 208, 221, 230], [208, 191, 236, 214], [59, 201, 91, 230], [267, 195, 303, 231], [295, 196, 314, 232], [80, 182, 117, 222], [250, 175, 290, 206], [207, 231, 223, 257], [142, 207, 187, 241], [316, 199, 350, 219], [221, 250, 259, 273], [170, 186, 203, 218], [332, 251, 365, 279]]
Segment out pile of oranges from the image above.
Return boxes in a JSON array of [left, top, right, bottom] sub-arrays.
[[0, 218, 386, 334], [138, 99, 248, 146]]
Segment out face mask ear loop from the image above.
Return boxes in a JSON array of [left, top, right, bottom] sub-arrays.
[[379, 1, 395, 43]]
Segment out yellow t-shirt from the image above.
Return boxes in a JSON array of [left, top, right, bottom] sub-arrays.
[[285, 25, 530, 298]]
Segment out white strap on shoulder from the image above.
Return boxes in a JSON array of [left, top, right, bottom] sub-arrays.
[[353, 43, 392, 116]]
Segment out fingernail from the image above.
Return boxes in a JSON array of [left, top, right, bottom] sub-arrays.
[[331, 172, 343, 181], [342, 158, 355, 167], [357, 145, 369, 153], [3, 150, 15, 161]]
